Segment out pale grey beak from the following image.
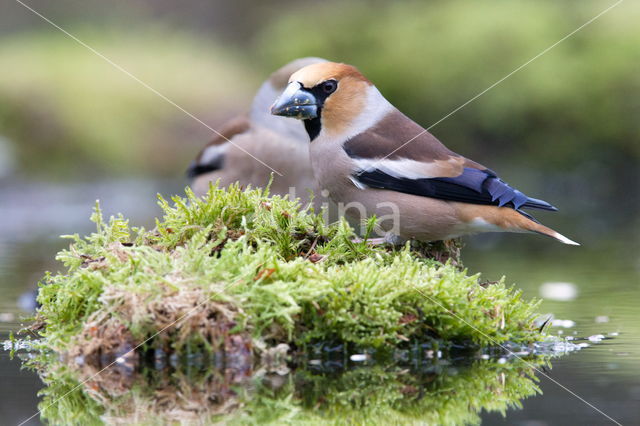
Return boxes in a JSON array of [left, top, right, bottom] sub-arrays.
[[270, 82, 318, 120]]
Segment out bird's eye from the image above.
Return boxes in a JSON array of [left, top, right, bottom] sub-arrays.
[[322, 80, 337, 94]]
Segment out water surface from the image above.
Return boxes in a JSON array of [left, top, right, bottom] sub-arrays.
[[1, 181, 638, 424]]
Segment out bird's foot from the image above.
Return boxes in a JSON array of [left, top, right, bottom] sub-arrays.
[[351, 233, 406, 247]]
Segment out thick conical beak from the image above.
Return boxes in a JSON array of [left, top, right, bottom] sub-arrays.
[[270, 82, 318, 119]]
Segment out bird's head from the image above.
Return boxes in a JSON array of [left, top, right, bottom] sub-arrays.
[[270, 62, 373, 140], [251, 57, 327, 141]]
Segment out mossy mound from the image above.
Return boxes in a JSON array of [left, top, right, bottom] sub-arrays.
[[34, 184, 542, 357]]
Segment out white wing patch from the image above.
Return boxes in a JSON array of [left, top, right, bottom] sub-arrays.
[[352, 156, 462, 180], [199, 142, 229, 165], [348, 175, 368, 190]]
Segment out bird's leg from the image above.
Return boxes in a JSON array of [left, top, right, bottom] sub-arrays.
[[351, 233, 406, 247], [351, 236, 386, 245]]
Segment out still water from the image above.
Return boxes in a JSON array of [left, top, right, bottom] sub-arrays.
[[0, 180, 638, 425]]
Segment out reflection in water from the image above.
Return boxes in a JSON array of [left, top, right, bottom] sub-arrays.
[[2, 179, 637, 424], [24, 339, 572, 425]]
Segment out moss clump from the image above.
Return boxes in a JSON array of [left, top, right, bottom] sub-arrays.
[[34, 184, 542, 355]]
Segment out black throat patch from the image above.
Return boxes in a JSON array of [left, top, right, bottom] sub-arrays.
[[304, 114, 322, 141], [301, 84, 335, 142]]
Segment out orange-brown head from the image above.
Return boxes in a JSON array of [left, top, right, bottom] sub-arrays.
[[271, 62, 373, 140]]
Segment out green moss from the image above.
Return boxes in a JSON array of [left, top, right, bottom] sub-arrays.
[[264, 361, 542, 425], [34, 350, 545, 426], [35, 184, 542, 354], [28, 184, 550, 424]]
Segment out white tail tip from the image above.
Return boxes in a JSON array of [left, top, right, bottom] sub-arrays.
[[554, 232, 580, 246]]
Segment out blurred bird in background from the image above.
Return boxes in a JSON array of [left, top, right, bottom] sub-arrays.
[[272, 61, 579, 245], [187, 57, 327, 208]]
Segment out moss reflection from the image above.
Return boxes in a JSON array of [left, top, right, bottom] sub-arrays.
[[34, 346, 546, 425]]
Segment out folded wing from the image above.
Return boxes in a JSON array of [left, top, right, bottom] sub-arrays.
[[343, 109, 557, 213], [186, 115, 251, 179], [353, 165, 557, 211]]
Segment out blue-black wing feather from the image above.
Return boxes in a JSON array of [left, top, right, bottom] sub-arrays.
[[355, 167, 557, 212], [186, 157, 225, 180]]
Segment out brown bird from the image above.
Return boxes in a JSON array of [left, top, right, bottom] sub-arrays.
[[271, 61, 579, 245], [187, 57, 328, 206]]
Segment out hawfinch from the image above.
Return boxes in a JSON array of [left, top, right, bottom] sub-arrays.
[[187, 57, 327, 204], [271, 62, 578, 245]]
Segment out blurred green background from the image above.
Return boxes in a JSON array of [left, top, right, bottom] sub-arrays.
[[1, 2, 639, 425], [0, 0, 638, 244]]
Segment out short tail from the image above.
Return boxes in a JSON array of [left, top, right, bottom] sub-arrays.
[[518, 215, 580, 246], [459, 204, 580, 245], [532, 225, 580, 245]]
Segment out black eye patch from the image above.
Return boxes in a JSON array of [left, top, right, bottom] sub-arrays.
[[308, 79, 338, 106]]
